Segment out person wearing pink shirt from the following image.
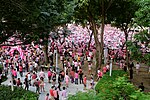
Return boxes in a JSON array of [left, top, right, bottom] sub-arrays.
[[103, 66, 107, 74], [13, 69, 17, 78], [70, 69, 75, 83], [65, 73, 70, 87], [45, 93, 50, 100], [47, 69, 52, 83], [61, 87, 67, 100], [39, 70, 45, 79], [53, 87, 59, 100]]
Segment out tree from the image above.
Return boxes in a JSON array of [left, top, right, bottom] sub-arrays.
[[107, 0, 139, 67], [127, 30, 150, 72], [32, 0, 75, 63], [0, 0, 40, 44], [0, 0, 75, 64], [135, 0, 150, 27], [73, 0, 114, 74]]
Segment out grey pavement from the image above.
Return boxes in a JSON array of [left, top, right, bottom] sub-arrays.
[[2, 71, 94, 100]]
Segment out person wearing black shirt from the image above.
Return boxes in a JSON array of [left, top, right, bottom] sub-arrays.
[[130, 62, 134, 69], [129, 67, 133, 79], [139, 82, 144, 92]]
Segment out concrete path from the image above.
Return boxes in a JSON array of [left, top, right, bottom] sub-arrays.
[[2, 71, 93, 100]]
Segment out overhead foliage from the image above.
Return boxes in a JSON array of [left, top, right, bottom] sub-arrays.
[[127, 30, 150, 66], [135, 0, 150, 27], [0, 0, 75, 45]]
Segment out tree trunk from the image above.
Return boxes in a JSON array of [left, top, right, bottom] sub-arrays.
[[99, 0, 105, 69], [88, 32, 93, 49], [125, 32, 129, 69], [43, 36, 49, 64], [43, 44, 49, 64], [89, 0, 105, 75], [90, 18, 101, 75]]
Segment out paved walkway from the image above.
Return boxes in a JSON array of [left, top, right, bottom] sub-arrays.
[[2, 71, 93, 100]]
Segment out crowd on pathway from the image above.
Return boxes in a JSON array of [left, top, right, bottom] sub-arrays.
[[0, 25, 147, 99], [0, 36, 116, 100]]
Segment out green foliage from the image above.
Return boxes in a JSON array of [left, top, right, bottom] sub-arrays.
[[135, 0, 150, 27], [0, 0, 75, 45], [134, 30, 150, 43], [127, 30, 150, 66], [0, 85, 38, 100], [68, 90, 97, 100], [95, 70, 128, 95], [68, 70, 150, 100]]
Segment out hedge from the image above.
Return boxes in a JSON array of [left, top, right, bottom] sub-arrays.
[[68, 70, 150, 100], [0, 64, 7, 83], [0, 85, 39, 100], [95, 70, 128, 92]]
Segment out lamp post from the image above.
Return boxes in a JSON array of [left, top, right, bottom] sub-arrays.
[[110, 58, 113, 76], [104, 47, 108, 64], [9, 67, 14, 91], [56, 49, 58, 73]]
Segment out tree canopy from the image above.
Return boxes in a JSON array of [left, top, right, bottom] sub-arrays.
[[0, 0, 75, 45]]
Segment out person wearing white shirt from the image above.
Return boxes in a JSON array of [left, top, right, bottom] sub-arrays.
[[135, 62, 140, 74]]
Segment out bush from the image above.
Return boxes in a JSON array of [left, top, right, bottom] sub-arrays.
[[68, 70, 150, 100], [0, 85, 39, 100], [1, 75, 7, 82], [95, 70, 127, 92]]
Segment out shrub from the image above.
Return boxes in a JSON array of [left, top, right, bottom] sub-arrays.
[[68, 70, 150, 100], [0, 85, 39, 100]]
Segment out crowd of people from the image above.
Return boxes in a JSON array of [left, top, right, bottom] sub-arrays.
[[0, 24, 147, 99]]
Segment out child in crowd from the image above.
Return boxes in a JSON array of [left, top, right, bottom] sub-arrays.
[[45, 93, 50, 100]]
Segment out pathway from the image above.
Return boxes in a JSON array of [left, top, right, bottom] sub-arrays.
[[2, 71, 93, 100]]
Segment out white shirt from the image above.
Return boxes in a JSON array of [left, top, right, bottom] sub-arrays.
[[136, 64, 140, 69]]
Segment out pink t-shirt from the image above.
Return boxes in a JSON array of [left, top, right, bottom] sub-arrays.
[[103, 67, 107, 73], [53, 90, 57, 98], [13, 70, 17, 76], [75, 73, 78, 79], [48, 71, 52, 77]]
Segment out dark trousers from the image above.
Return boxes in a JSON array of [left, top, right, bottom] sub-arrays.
[[75, 78, 78, 84]]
